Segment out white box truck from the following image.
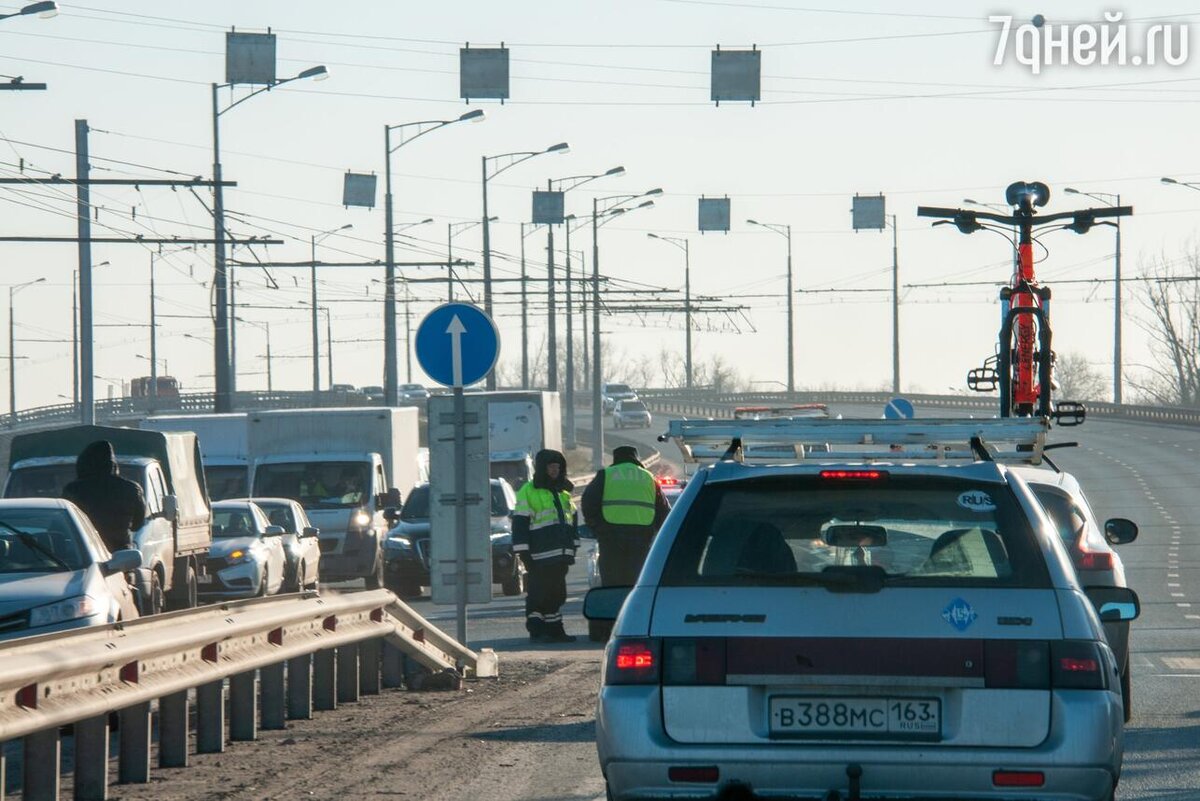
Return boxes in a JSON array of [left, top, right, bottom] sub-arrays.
[[485, 391, 562, 489], [247, 407, 420, 587], [142, 413, 250, 501]]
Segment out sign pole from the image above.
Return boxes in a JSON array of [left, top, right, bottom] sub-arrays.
[[453, 383, 468, 644]]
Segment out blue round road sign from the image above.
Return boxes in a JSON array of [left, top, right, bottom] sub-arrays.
[[884, 397, 915, 420], [415, 303, 501, 388]]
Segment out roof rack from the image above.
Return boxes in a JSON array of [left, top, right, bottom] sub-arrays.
[[659, 417, 1052, 466]]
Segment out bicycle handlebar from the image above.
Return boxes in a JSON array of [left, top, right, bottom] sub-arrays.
[[917, 205, 1133, 226]]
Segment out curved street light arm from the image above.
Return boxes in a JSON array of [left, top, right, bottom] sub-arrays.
[[387, 118, 461, 154], [216, 70, 321, 117], [746, 219, 789, 238]]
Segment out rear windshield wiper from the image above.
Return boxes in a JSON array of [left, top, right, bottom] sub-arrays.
[[0, 520, 70, 570]]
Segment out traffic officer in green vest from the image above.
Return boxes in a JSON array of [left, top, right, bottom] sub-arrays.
[[512, 449, 580, 644], [581, 445, 671, 589]]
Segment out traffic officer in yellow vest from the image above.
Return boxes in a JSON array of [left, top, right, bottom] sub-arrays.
[[581, 445, 671, 589], [512, 449, 580, 644]]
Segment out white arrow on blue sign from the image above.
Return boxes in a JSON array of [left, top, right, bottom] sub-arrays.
[[884, 397, 915, 420], [415, 302, 501, 388]]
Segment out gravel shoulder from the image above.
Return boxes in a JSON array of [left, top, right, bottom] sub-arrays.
[[102, 648, 606, 801]]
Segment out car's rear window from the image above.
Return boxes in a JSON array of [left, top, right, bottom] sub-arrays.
[[661, 475, 1049, 588], [621, 401, 648, 412]]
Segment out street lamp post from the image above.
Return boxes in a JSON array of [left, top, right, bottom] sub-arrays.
[[212, 63, 328, 413], [73, 261, 109, 407], [1065, 187, 1123, 404], [647, 233, 693, 389], [482, 142, 570, 390], [149, 246, 191, 399], [519, 222, 542, 389], [747, 220, 794, 394], [237, 317, 273, 392], [310, 224, 352, 395], [384, 111, 484, 406], [9, 277, 45, 420], [591, 189, 661, 469]]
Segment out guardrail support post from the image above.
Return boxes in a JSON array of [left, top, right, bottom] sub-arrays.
[[313, 648, 337, 711], [381, 641, 405, 689], [360, 638, 381, 695], [73, 715, 108, 800], [196, 680, 225, 753], [260, 662, 286, 730], [229, 671, 258, 742], [1, 741, 6, 801], [23, 729, 60, 801], [118, 702, 152, 784], [336, 644, 360, 703], [287, 654, 313, 719], [159, 691, 189, 768]]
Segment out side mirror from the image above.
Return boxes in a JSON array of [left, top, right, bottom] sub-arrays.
[[1104, 518, 1138, 545], [583, 586, 632, 622], [104, 548, 143, 575], [302, 526, 320, 539], [1085, 585, 1141, 622], [376, 487, 402, 509], [264, 525, 286, 537], [162, 494, 178, 522]]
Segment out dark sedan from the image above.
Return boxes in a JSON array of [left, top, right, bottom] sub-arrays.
[[384, 479, 523, 598]]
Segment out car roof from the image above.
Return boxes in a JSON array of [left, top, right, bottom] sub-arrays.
[[702, 459, 1012, 485], [239, 497, 297, 508], [0, 497, 74, 509]]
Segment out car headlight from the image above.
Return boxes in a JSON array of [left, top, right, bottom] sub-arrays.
[[351, 510, 372, 528], [387, 535, 413, 550], [490, 532, 512, 546], [28, 595, 98, 628], [227, 548, 250, 564]]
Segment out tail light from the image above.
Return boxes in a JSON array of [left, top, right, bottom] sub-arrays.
[[819, 470, 888, 481], [1050, 641, 1108, 689], [656, 476, 680, 487], [606, 638, 660, 685], [1076, 546, 1114, 571], [662, 639, 727, 685], [984, 640, 1050, 689]]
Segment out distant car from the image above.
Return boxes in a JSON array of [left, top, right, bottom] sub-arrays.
[[1012, 464, 1139, 721], [399, 383, 431, 402], [0, 499, 142, 641], [602, 382, 638, 413], [242, 497, 321, 592], [360, 385, 385, 403], [612, 399, 652, 429], [329, 383, 357, 394], [655, 474, 688, 507], [202, 501, 287, 599], [385, 479, 524, 598]]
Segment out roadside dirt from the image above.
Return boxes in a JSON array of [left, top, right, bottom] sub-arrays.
[[103, 648, 607, 801]]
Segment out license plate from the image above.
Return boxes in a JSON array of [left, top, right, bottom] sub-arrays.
[[197, 574, 214, 585], [769, 696, 940, 740]]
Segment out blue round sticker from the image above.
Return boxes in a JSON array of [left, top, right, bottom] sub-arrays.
[[415, 303, 501, 388]]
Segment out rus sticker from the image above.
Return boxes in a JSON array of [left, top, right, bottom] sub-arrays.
[[957, 490, 996, 512]]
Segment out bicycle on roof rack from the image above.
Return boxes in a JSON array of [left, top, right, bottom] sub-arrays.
[[917, 181, 1132, 424]]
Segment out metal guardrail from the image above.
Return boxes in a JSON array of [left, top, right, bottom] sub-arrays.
[[0, 590, 488, 801]]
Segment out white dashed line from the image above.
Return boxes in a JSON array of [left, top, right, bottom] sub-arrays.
[[1179, 603, 1193, 607]]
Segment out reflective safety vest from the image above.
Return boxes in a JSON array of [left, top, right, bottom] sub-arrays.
[[600, 462, 657, 526], [512, 483, 578, 564]]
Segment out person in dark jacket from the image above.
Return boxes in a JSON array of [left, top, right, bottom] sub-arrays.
[[512, 449, 579, 644], [581, 445, 670, 587], [62, 440, 146, 554]]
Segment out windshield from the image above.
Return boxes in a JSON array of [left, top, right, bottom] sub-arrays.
[[490, 483, 511, 516], [662, 475, 1047, 588], [254, 462, 370, 509], [400, 384, 425, 391], [256, 503, 297, 534], [6, 462, 148, 499], [0, 509, 88, 573], [401, 485, 430, 521], [205, 465, 248, 502], [605, 384, 632, 395], [213, 507, 258, 537]]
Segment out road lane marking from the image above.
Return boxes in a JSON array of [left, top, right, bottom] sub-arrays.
[[1169, 583, 1181, 587], [1163, 657, 1200, 670]]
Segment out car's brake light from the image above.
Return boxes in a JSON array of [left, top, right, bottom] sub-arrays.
[[993, 771, 1044, 788], [606, 638, 660, 685], [819, 470, 888, 481], [656, 476, 680, 487], [1050, 641, 1108, 689], [1076, 547, 1114, 571]]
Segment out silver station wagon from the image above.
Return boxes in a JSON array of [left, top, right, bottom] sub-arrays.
[[586, 418, 1138, 801]]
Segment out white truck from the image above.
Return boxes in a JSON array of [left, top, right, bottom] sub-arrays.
[[485, 391, 562, 489], [247, 407, 421, 587], [142, 413, 250, 501]]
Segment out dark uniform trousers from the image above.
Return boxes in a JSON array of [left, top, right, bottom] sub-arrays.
[[597, 529, 655, 587], [525, 562, 570, 636]]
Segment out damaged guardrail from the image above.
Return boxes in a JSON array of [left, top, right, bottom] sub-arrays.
[[0, 589, 493, 801]]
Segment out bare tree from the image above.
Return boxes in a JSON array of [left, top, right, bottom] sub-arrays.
[[1131, 248, 1200, 407], [1052, 351, 1107, 401]]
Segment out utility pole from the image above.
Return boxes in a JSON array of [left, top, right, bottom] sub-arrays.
[[75, 119, 94, 424], [891, 214, 900, 395], [546, 220, 557, 391], [520, 222, 530, 389]]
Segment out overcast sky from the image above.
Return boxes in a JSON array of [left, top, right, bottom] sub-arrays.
[[0, 1, 1198, 409]]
